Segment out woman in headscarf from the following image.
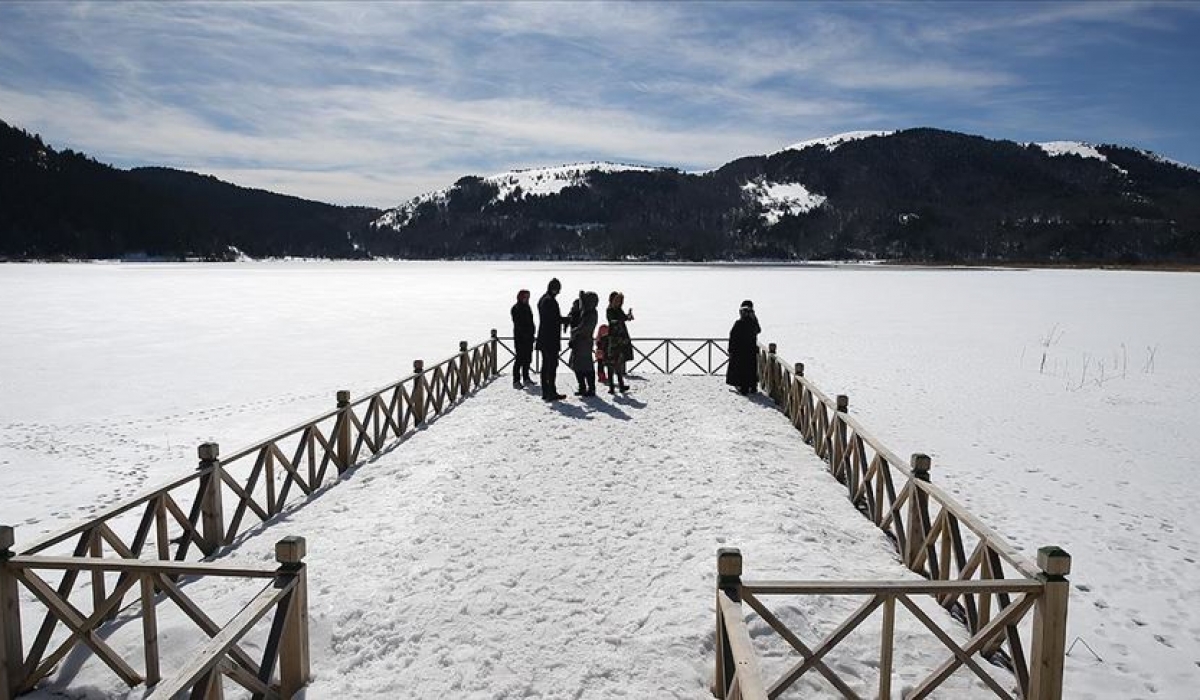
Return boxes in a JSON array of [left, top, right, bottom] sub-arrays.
[[569, 291, 600, 396], [726, 300, 761, 395], [605, 291, 634, 393], [510, 289, 535, 388]]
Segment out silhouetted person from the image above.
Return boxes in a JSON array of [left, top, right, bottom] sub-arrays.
[[605, 291, 634, 393], [570, 292, 599, 396], [511, 289, 535, 388], [537, 278, 567, 401], [726, 300, 761, 395]]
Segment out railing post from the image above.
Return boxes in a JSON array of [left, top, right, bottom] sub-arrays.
[[714, 547, 743, 698], [412, 360, 426, 425], [489, 329, 499, 377], [198, 443, 225, 554], [1029, 546, 1071, 700], [459, 341, 470, 397], [766, 343, 778, 401], [834, 395, 850, 491], [276, 536, 310, 698], [336, 390, 352, 473], [905, 453, 932, 570], [1, 525, 23, 700]]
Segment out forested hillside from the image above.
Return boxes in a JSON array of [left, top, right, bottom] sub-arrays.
[[0, 120, 378, 260]]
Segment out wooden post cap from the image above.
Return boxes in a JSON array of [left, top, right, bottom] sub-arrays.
[[717, 548, 743, 577], [276, 536, 307, 564], [197, 442, 220, 461], [336, 390, 351, 406], [836, 395, 849, 412], [459, 341, 468, 352], [490, 328, 498, 338], [910, 453, 932, 479], [794, 362, 805, 376], [768, 342, 777, 354], [1037, 546, 1072, 576], [413, 359, 424, 372], [0, 525, 14, 551]]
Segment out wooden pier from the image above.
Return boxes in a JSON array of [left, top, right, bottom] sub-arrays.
[[0, 333, 1069, 699]]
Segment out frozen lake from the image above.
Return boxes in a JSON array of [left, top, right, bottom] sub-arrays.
[[2, 261, 1199, 697]]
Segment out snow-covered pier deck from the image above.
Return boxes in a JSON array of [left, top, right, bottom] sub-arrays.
[[3, 336, 1068, 700]]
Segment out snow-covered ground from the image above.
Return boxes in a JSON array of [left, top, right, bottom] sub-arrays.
[[2, 261, 1199, 698], [21, 377, 1016, 699]]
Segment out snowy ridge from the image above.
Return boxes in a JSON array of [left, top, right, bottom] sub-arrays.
[[1034, 141, 1127, 175], [779, 130, 894, 154], [742, 179, 827, 225], [374, 162, 659, 231], [1132, 147, 1200, 173], [487, 161, 658, 202]]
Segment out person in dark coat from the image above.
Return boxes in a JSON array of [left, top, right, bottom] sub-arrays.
[[605, 291, 634, 393], [537, 278, 567, 401], [569, 292, 599, 396], [726, 300, 761, 395], [510, 289, 535, 388]]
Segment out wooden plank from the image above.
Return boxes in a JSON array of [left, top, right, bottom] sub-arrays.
[[741, 591, 857, 698], [14, 568, 142, 689], [715, 593, 768, 700], [219, 468, 270, 540], [901, 593, 1032, 699], [7, 556, 278, 578], [741, 579, 1042, 596], [141, 574, 161, 686], [879, 594, 895, 700], [153, 574, 262, 676], [23, 533, 90, 675], [145, 585, 288, 700], [767, 595, 877, 699], [163, 492, 204, 560]]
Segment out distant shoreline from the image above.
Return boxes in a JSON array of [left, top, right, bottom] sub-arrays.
[[2, 257, 1198, 272]]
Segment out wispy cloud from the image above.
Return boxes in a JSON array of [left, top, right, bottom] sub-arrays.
[[1, 1, 1197, 206]]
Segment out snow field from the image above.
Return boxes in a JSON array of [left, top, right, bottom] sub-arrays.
[[3, 262, 1199, 697]]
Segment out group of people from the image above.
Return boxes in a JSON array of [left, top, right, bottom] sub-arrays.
[[510, 278, 634, 402], [510, 277, 762, 402]]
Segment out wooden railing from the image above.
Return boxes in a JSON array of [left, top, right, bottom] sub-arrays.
[[710, 344, 1072, 699], [497, 336, 729, 375], [2, 333, 502, 698], [1, 527, 309, 700]]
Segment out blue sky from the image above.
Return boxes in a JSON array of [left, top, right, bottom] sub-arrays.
[[1, 1, 1198, 207]]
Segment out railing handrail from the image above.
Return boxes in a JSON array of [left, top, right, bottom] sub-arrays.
[[19, 470, 206, 555], [758, 341, 1041, 579], [741, 578, 1044, 596], [7, 555, 278, 579], [16, 334, 501, 557]]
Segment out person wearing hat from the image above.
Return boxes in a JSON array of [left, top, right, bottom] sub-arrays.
[[536, 278, 567, 401], [511, 289, 535, 388], [726, 300, 761, 395]]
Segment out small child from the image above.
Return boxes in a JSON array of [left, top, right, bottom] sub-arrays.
[[595, 324, 610, 384]]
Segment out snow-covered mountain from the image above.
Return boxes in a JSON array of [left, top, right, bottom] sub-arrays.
[[374, 162, 659, 231], [365, 128, 1200, 263]]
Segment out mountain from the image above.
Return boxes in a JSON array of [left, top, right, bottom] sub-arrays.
[[370, 128, 1200, 264], [5, 120, 1199, 263], [0, 120, 380, 260]]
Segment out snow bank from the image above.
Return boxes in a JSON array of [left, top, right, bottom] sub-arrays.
[[779, 130, 894, 154], [742, 180, 827, 225], [1035, 141, 1127, 175]]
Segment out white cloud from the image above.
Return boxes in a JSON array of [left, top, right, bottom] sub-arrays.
[[2, 0, 1196, 207]]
